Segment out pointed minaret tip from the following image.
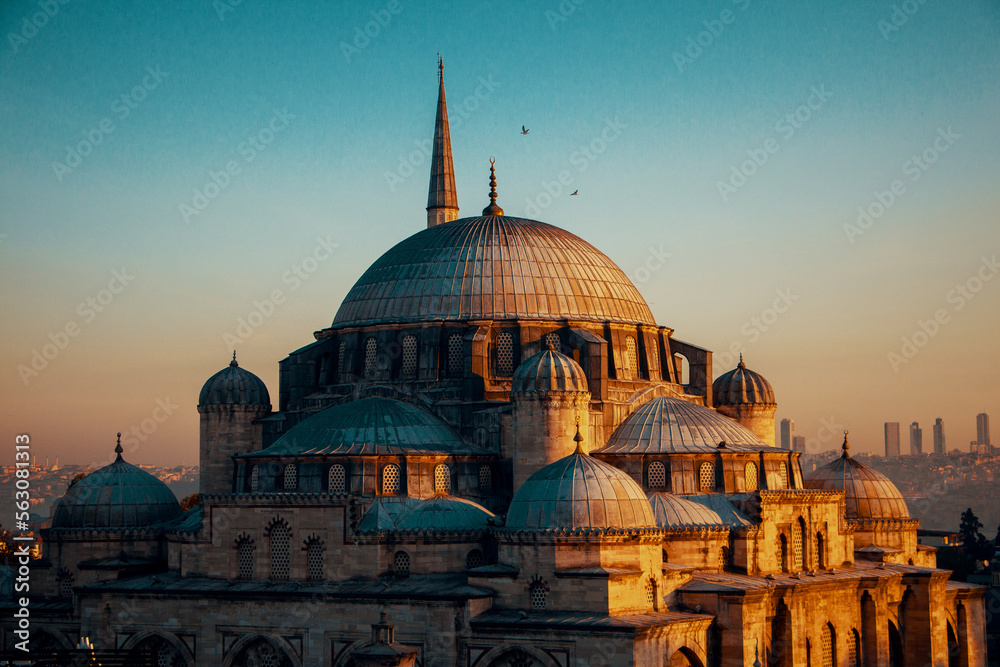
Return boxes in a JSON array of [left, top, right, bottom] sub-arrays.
[[427, 55, 459, 228]]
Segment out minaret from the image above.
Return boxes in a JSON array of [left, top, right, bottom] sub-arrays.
[[426, 56, 459, 227]]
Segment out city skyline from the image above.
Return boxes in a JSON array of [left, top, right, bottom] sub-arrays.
[[2, 1, 999, 465]]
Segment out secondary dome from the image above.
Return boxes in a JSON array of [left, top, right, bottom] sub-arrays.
[[505, 447, 656, 530], [332, 215, 655, 327], [51, 438, 182, 529], [511, 344, 589, 395], [244, 397, 483, 457], [198, 353, 270, 406], [804, 436, 910, 521], [595, 396, 768, 455], [395, 495, 495, 532], [713, 355, 775, 406], [647, 492, 725, 528]]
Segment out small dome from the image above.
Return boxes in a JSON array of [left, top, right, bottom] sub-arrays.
[[647, 492, 725, 528], [51, 439, 182, 529], [712, 355, 775, 406], [595, 396, 768, 455], [506, 448, 656, 530], [511, 344, 589, 395], [804, 436, 910, 521], [395, 495, 495, 532], [198, 353, 270, 406]]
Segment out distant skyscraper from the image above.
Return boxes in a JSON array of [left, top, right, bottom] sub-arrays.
[[932, 418, 945, 454], [780, 418, 795, 451], [910, 422, 923, 455], [884, 422, 900, 457], [976, 412, 990, 446], [792, 435, 806, 452]]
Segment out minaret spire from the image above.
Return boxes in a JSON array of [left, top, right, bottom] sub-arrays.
[[426, 55, 459, 227]]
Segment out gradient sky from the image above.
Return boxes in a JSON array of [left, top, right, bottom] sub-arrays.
[[2, 0, 998, 466]]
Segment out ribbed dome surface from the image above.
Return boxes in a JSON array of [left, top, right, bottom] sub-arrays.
[[506, 450, 656, 530], [198, 356, 270, 406], [395, 495, 495, 532], [332, 216, 655, 327], [511, 346, 589, 395], [244, 397, 482, 457], [647, 492, 725, 528], [595, 397, 768, 455], [713, 357, 775, 406], [804, 446, 910, 520], [52, 454, 182, 529]]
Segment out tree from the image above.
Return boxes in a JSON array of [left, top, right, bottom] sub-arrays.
[[179, 493, 200, 512], [67, 472, 86, 491], [958, 508, 991, 561]]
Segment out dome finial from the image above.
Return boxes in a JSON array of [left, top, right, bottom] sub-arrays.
[[842, 430, 850, 457], [545, 338, 556, 351], [115, 432, 123, 459], [437, 54, 443, 81], [482, 157, 504, 216], [738, 353, 745, 369], [231, 350, 238, 367], [573, 416, 585, 453]]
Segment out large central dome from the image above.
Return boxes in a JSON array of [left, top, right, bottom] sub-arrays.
[[332, 215, 655, 327]]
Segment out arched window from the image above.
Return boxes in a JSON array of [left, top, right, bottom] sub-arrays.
[[337, 340, 346, 380], [495, 332, 514, 377], [795, 517, 807, 571], [433, 463, 451, 493], [822, 623, 836, 667], [447, 333, 463, 376], [529, 581, 547, 610], [745, 461, 759, 492], [719, 546, 729, 570], [699, 462, 716, 491], [58, 571, 73, 598], [328, 464, 346, 494], [305, 539, 323, 581], [466, 549, 484, 569], [393, 550, 410, 576], [229, 638, 293, 667], [647, 461, 666, 489], [237, 537, 254, 579], [645, 578, 656, 607], [478, 464, 492, 492], [133, 634, 187, 667], [283, 463, 297, 491], [250, 465, 259, 492], [816, 532, 826, 570], [382, 464, 401, 495], [364, 337, 378, 379], [624, 335, 638, 378], [544, 332, 561, 351], [779, 461, 789, 489], [778, 534, 789, 573], [401, 335, 418, 378], [269, 522, 290, 580], [848, 628, 860, 667]]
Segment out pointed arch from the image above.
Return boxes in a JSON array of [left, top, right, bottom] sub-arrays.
[[123, 631, 193, 667], [224, 635, 297, 667]]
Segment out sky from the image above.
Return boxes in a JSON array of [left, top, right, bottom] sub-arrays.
[[1, 0, 998, 467]]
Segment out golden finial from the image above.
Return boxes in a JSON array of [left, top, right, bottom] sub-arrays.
[[115, 432, 123, 458], [842, 430, 850, 457], [231, 350, 238, 367], [482, 157, 504, 216], [738, 353, 745, 369], [573, 417, 585, 454]]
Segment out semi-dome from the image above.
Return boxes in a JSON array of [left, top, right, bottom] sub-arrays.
[[804, 436, 910, 521], [713, 355, 775, 406], [51, 438, 182, 529], [505, 446, 656, 531], [198, 353, 270, 406], [243, 397, 484, 457], [395, 495, 495, 532], [647, 492, 725, 528], [595, 396, 768, 455], [511, 343, 589, 396], [332, 215, 656, 327]]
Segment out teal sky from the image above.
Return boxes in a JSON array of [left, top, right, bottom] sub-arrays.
[[2, 0, 998, 465]]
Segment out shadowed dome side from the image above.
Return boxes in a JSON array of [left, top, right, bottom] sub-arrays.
[[198, 354, 270, 406], [51, 438, 182, 529], [505, 449, 656, 530], [332, 215, 656, 327], [595, 396, 768, 455], [713, 355, 775, 406], [243, 397, 483, 457], [511, 345, 589, 395], [395, 495, 495, 532], [647, 492, 725, 528], [804, 436, 910, 520]]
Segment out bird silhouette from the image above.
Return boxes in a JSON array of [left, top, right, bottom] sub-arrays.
[[570, 190, 579, 196], [521, 125, 529, 135]]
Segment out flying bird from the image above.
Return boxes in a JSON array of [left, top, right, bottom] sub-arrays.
[[570, 190, 578, 196], [521, 126, 529, 135]]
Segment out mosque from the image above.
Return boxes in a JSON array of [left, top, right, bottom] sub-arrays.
[[9, 62, 988, 666]]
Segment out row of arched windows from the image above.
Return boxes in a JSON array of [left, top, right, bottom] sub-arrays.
[[646, 460, 789, 492], [777, 517, 827, 573], [234, 522, 324, 581], [390, 548, 485, 577], [247, 462, 494, 495]]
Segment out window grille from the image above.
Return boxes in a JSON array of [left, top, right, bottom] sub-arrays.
[[401, 335, 417, 378], [448, 333, 463, 376], [496, 332, 514, 377], [433, 463, 451, 493], [306, 540, 323, 581], [645, 578, 656, 606], [648, 461, 666, 488], [544, 332, 561, 351], [699, 462, 715, 491], [625, 335, 638, 377], [394, 550, 410, 576], [479, 465, 492, 491], [269, 523, 290, 580], [745, 461, 759, 491], [466, 549, 484, 569], [822, 624, 835, 667], [793, 519, 805, 571], [283, 463, 297, 491], [337, 340, 346, 379], [848, 629, 860, 667], [59, 574, 73, 598], [135, 635, 186, 667], [250, 465, 259, 492], [382, 464, 400, 494], [237, 539, 254, 579], [719, 547, 729, 570], [779, 461, 789, 489], [529, 582, 547, 610], [364, 337, 377, 379], [328, 464, 346, 494]]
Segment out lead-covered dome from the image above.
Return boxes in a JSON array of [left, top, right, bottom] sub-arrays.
[[332, 215, 655, 327], [505, 447, 656, 531], [647, 492, 725, 528], [511, 344, 589, 396], [713, 355, 775, 406], [51, 440, 182, 529], [198, 354, 270, 406], [804, 437, 910, 521], [395, 495, 495, 532]]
